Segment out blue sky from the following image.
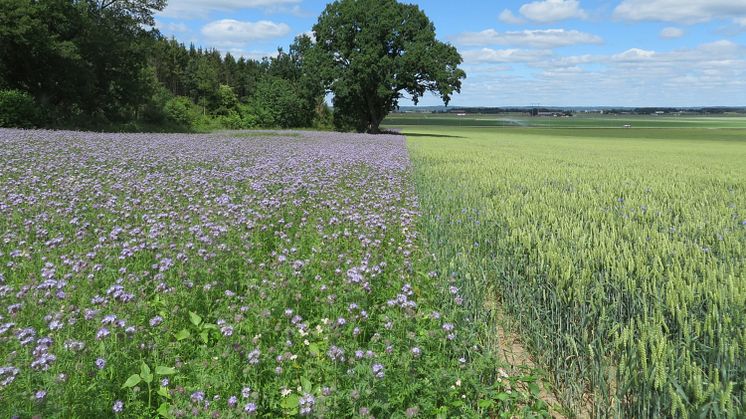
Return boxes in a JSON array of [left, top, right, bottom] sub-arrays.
[[155, 0, 746, 107]]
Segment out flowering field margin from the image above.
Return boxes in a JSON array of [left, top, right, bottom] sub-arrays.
[[0, 129, 549, 417]]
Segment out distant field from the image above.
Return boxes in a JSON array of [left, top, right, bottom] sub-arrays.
[[399, 117, 746, 417], [386, 112, 746, 129]]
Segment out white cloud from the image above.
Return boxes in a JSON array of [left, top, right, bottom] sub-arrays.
[[499, 9, 525, 24], [660, 27, 684, 39], [736, 17, 746, 27], [614, 0, 746, 24], [518, 0, 587, 23], [461, 48, 552, 64], [612, 48, 656, 62], [156, 20, 190, 33], [202, 19, 291, 44], [224, 49, 278, 61], [456, 29, 602, 48], [160, 0, 302, 18]]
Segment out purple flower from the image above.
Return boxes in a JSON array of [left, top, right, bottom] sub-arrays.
[[95, 358, 106, 370], [299, 393, 315, 416], [35, 390, 47, 400], [227, 395, 238, 407], [112, 400, 124, 413], [244, 402, 257, 414], [241, 387, 251, 398], [327, 346, 345, 362], [247, 349, 261, 365], [149, 316, 163, 327], [191, 391, 205, 403], [372, 363, 385, 379], [96, 327, 110, 340]]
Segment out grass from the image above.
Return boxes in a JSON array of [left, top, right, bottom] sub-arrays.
[[386, 112, 746, 129], [395, 116, 746, 417]]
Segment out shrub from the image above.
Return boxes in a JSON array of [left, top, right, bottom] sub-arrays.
[[0, 89, 39, 128], [250, 77, 310, 128], [164, 96, 197, 129]]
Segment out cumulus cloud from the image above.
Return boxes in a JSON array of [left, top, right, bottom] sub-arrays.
[[612, 48, 656, 62], [456, 29, 602, 48], [518, 0, 587, 23], [499, 9, 525, 24], [160, 0, 302, 18], [461, 48, 552, 64], [202, 19, 291, 44], [453, 39, 746, 106], [660, 27, 684, 39], [614, 0, 746, 24]]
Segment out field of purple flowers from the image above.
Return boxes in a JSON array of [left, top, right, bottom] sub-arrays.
[[0, 129, 548, 417]]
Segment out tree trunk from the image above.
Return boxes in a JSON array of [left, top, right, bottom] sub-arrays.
[[368, 118, 381, 134]]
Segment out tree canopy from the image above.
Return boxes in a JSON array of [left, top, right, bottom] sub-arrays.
[[310, 0, 465, 133], [0, 1, 327, 131]]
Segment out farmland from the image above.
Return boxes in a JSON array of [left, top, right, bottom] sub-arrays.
[[392, 117, 746, 417], [1, 115, 745, 417], [0, 129, 548, 417]]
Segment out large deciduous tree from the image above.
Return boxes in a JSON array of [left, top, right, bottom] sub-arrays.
[[310, 0, 465, 133]]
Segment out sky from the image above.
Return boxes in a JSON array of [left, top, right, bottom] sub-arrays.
[[154, 0, 746, 107]]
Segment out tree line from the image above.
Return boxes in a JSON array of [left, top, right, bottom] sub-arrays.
[[0, 0, 464, 133], [0, 0, 326, 131]]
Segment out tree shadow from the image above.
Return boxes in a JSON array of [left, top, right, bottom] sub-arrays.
[[382, 129, 463, 139], [401, 132, 464, 139]]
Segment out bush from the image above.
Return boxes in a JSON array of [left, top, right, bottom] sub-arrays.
[[164, 96, 197, 129], [250, 77, 311, 128], [0, 89, 39, 128], [312, 101, 334, 130], [218, 111, 245, 130], [141, 85, 172, 124]]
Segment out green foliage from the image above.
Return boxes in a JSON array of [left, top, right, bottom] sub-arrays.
[[0, 89, 39, 127], [310, 0, 465, 133], [407, 124, 746, 417], [313, 100, 334, 130], [250, 76, 311, 128], [213, 84, 239, 116], [164, 96, 197, 128], [0, 0, 166, 125], [0, 1, 326, 132]]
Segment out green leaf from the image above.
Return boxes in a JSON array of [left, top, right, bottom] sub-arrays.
[[122, 374, 141, 388], [199, 330, 209, 344], [155, 366, 176, 375], [189, 311, 202, 326], [496, 392, 509, 402], [478, 399, 494, 409], [157, 402, 172, 417], [301, 377, 312, 393], [308, 343, 320, 356], [280, 394, 300, 411], [157, 386, 172, 399], [201, 323, 218, 330], [174, 329, 191, 341], [140, 363, 153, 384], [528, 382, 541, 396]]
